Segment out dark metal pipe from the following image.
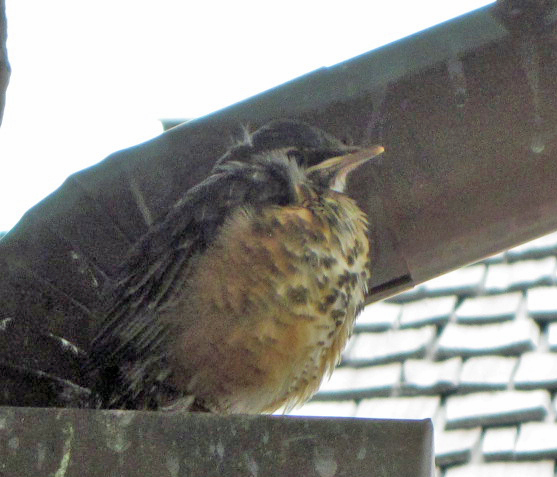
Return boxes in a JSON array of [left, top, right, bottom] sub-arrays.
[[1, 2, 557, 333], [0, 0, 10, 126], [1, 2, 556, 402]]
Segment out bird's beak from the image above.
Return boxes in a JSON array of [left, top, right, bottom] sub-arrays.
[[307, 145, 385, 192]]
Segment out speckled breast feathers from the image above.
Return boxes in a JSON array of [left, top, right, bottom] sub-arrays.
[[88, 120, 381, 414], [170, 174, 371, 413]]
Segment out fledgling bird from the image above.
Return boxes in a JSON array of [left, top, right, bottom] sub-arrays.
[[87, 120, 383, 414]]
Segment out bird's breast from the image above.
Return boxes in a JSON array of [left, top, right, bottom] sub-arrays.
[[168, 195, 370, 413]]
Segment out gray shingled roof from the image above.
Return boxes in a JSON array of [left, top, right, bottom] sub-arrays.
[[288, 231, 557, 477]]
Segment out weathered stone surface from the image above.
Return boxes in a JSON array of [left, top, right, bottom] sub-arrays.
[[0, 406, 433, 477]]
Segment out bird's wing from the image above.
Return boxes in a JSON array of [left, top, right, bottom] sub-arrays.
[[87, 160, 296, 408]]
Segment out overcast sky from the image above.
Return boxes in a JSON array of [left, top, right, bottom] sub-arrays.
[[0, 0, 493, 232]]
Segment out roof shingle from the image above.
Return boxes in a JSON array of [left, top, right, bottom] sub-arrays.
[[445, 390, 550, 430], [436, 319, 539, 359], [290, 230, 557, 474]]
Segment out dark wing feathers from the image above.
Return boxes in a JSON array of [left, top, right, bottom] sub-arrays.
[[87, 119, 349, 409], [87, 161, 296, 408]]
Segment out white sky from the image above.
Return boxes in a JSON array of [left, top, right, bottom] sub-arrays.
[[0, 0, 493, 232]]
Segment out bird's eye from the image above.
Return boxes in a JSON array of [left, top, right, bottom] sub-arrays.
[[286, 149, 307, 167]]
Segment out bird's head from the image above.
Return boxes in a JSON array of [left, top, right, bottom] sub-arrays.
[[214, 120, 383, 202]]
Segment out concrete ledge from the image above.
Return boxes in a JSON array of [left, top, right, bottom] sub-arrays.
[[0, 407, 433, 476]]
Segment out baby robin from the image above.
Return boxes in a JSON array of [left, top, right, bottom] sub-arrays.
[[88, 120, 383, 414]]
